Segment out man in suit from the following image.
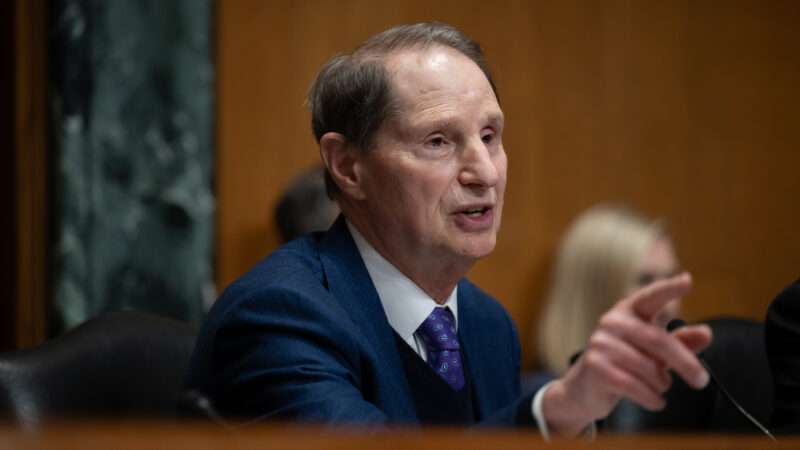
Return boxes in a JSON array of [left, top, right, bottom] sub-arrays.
[[187, 22, 712, 437]]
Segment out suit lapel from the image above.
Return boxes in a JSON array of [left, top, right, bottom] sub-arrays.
[[318, 216, 418, 423], [458, 282, 496, 419]]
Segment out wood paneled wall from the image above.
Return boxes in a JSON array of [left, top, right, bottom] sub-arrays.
[[1, 0, 16, 351], [216, 0, 800, 367], [5, 0, 49, 351]]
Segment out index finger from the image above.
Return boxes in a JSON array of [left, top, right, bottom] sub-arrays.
[[625, 272, 692, 321]]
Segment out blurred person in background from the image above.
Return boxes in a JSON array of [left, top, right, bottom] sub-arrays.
[[529, 205, 766, 434], [274, 165, 340, 243]]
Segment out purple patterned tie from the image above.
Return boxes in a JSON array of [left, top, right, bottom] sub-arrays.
[[417, 307, 465, 391]]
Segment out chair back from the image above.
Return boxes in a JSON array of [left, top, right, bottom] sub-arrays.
[[0, 311, 197, 427], [605, 317, 773, 433]]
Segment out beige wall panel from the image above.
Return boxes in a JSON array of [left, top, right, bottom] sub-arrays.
[[217, 0, 800, 367]]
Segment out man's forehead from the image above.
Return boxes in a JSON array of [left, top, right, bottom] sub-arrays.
[[384, 46, 500, 113], [384, 46, 473, 81]]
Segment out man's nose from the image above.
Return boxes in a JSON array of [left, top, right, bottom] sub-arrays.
[[458, 137, 500, 189]]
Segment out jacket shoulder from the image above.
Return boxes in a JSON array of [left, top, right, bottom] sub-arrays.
[[214, 235, 327, 310]]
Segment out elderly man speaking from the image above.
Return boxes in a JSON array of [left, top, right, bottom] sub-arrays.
[[186, 22, 711, 437]]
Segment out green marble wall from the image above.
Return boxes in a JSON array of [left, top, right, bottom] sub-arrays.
[[51, 0, 215, 332]]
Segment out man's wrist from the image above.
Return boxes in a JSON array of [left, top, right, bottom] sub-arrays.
[[539, 379, 596, 438]]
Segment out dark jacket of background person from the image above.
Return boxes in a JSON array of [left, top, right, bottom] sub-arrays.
[[766, 279, 800, 433]]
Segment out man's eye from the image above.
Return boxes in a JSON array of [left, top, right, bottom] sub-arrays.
[[428, 137, 445, 147], [481, 132, 494, 144]]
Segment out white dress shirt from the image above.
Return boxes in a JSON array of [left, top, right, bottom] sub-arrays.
[[347, 221, 458, 361], [346, 221, 554, 436]]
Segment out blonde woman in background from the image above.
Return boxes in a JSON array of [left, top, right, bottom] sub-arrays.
[[535, 205, 680, 378], [532, 205, 772, 433]]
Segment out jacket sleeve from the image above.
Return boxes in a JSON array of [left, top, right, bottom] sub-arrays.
[[208, 286, 389, 425], [471, 300, 540, 429]]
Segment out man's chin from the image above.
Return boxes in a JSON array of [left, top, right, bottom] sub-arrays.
[[456, 236, 497, 260]]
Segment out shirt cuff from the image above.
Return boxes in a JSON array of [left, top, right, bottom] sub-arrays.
[[532, 380, 554, 440], [531, 381, 597, 441]]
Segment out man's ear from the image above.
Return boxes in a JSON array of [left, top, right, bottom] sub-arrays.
[[319, 132, 366, 200]]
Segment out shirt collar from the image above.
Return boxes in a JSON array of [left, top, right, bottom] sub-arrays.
[[346, 221, 458, 344]]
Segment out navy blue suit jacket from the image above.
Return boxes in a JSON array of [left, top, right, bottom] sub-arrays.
[[187, 217, 532, 426]]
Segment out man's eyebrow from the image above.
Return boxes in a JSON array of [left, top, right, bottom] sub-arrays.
[[412, 114, 456, 131], [431, 118, 457, 130], [411, 109, 504, 131], [485, 112, 505, 127]]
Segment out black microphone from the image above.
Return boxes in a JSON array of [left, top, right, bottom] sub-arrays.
[[668, 319, 776, 440]]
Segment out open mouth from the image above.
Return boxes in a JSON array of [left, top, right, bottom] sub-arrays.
[[461, 207, 490, 217], [453, 204, 494, 230]]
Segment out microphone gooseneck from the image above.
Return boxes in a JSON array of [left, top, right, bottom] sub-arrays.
[[668, 319, 776, 441]]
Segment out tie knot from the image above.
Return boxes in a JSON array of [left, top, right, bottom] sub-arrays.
[[417, 307, 459, 351]]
